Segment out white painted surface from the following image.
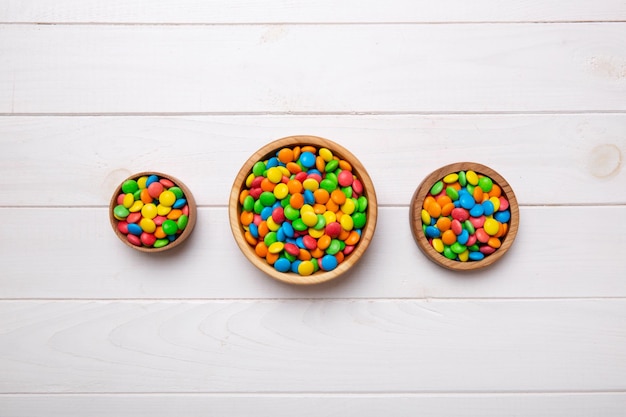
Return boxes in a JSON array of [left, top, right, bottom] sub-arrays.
[[1, 2, 625, 416]]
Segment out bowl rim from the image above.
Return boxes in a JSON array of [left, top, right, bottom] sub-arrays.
[[229, 135, 378, 285], [109, 171, 197, 253], [409, 162, 519, 271]]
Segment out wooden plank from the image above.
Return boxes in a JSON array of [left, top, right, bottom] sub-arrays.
[[1, 1, 625, 23], [1, 115, 624, 207], [1, 393, 625, 417], [0, 300, 624, 392], [1, 206, 625, 299], [1, 24, 625, 113]]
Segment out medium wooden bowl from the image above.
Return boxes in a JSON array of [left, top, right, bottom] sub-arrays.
[[229, 135, 378, 285], [410, 162, 519, 271], [109, 172, 197, 252]]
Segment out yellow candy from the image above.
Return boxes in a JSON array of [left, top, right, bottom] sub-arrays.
[[139, 218, 156, 233], [159, 190, 176, 207], [308, 228, 324, 238], [301, 211, 318, 227], [141, 203, 157, 219], [268, 242, 285, 254], [302, 178, 319, 191], [489, 196, 501, 212], [432, 238, 444, 253], [319, 148, 333, 162], [266, 167, 283, 184], [128, 200, 144, 213], [298, 260, 315, 276], [421, 209, 431, 225], [122, 193, 135, 209], [136, 176, 148, 190], [341, 199, 356, 215], [277, 166, 290, 177], [266, 216, 280, 232], [245, 173, 255, 187], [300, 204, 315, 214], [484, 218, 500, 236], [323, 211, 337, 224], [340, 215, 354, 231], [466, 170, 479, 186], [443, 173, 459, 183], [157, 204, 171, 216], [273, 183, 289, 200], [458, 250, 469, 262]]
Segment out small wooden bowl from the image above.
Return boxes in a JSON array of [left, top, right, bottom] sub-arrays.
[[229, 135, 378, 285], [410, 162, 519, 271], [109, 172, 197, 252]]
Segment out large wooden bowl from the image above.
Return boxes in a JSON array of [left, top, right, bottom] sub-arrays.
[[410, 162, 519, 271], [109, 172, 197, 253], [229, 135, 378, 285]]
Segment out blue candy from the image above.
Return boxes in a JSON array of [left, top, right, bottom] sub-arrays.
[[274, 257, 291, 272], [494, 210, 511, 223], [127, 223, 142, 236], [320, 254, 338, 271]]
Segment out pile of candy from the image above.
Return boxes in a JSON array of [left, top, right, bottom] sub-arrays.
[[421, 170, 511, 261], [238, 145, 368, 276], [112, 174, 191, 248]]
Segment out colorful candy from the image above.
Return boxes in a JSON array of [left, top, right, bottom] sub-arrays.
[[238, 145, 368, 276], [112, 174, 191, 249], [422, 170, 510, 262]]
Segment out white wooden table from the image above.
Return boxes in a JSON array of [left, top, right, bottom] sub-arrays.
[[1, 2, 626, 415]]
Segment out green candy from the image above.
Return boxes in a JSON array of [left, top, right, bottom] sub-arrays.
[[352, 212, 367, 229], [162, 219, 178, 235], [177, 215, 189, 230], [259, 191, 276, 207], [243, 195, 255, 212], [113, 204, 129, 219], [446, 187, 459, 201], [451, 242, 467, 254], [292, 218, 307, 231], [284, 205, 300, 221], [443, 245, 457, 260], [121, 179, 139, 194], [314, 215, 326, 230], [252, 161, 266, 177], [253, 199, 264, 214], [325, 159, 339, 172], [320, 178, 337, 192], [264, 231, 278, 246], [153, 239, 169, 248], [458, 171, 467, 187], [478, 176, 493, 193], [357, 196, 368, 212], [463, 220, 475, 234], [341, 186, 353, 199], [326, 239, 342, 255], [169, 186, 184, 199], [430, 180, 444, 195]]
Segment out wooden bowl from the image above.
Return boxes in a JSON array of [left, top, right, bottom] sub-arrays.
[[229, 135, 378, 285], [410, 162, 519, 271], [109, 172, 197, 252]]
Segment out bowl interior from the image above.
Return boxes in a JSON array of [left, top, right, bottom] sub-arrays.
[[229, 136, 378, 285], [109, 172, 197, 253], [410, 162, 519, 271]]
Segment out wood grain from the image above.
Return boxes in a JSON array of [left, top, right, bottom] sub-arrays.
[[1, 24, 625, 114], [2, 0, 625, 23], [1, 300, 624, 393], [1, 115, 624, 207], [1, 206, 625, 299]]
